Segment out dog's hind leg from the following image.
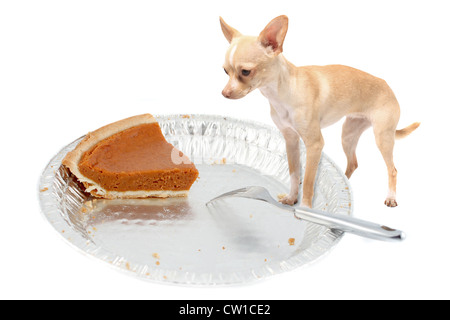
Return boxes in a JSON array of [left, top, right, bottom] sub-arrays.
[[372, 114, 399, 207], [341, 116, 371, 179]]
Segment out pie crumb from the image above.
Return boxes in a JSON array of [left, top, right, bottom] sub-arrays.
[[277, 193, 288, 200], [40, 187, 48, 192], [152, 253, 160, 259], [212, 158, 227, 165], [288, 238, 295, 246]]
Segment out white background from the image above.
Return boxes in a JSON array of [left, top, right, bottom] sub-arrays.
[[1, 0, 449, 300]]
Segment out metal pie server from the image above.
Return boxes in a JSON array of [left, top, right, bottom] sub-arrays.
[[206, 186, 405, 242]]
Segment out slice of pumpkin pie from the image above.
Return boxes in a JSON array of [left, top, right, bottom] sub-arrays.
[[62, 114, 199, 199]]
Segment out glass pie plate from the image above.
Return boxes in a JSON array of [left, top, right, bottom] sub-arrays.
[[38, 114, 353, 286]]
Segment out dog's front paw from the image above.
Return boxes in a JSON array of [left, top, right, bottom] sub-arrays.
[[384, 198, 398, 208], [279, 194, 298, 206], [299, 200, 312, 208]]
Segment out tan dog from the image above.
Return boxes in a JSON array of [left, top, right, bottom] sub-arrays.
[[220, 15, 419, 208]]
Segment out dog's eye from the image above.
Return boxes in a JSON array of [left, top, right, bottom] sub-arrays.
[[224, 68, 228, 75], [241, 69, 251, 76]]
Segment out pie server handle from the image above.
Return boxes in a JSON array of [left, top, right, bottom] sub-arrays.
[[292, 207, 406, 242]]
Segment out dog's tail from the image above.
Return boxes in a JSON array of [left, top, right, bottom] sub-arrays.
[[395, 122, 420, 140]]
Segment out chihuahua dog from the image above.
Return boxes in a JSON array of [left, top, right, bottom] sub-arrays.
[[220, 15, 419, 208]]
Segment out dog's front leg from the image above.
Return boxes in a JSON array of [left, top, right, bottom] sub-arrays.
[[299, 130, 324, 208], [270, 105, 301, 205], [279, 128, 301, 205]]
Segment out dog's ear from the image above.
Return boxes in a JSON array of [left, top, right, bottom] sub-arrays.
[[258, 15, 288, 54], [220, 17, 241, 43]]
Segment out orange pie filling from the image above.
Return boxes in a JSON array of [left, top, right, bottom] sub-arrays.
[[77, 122, 198, 195]]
